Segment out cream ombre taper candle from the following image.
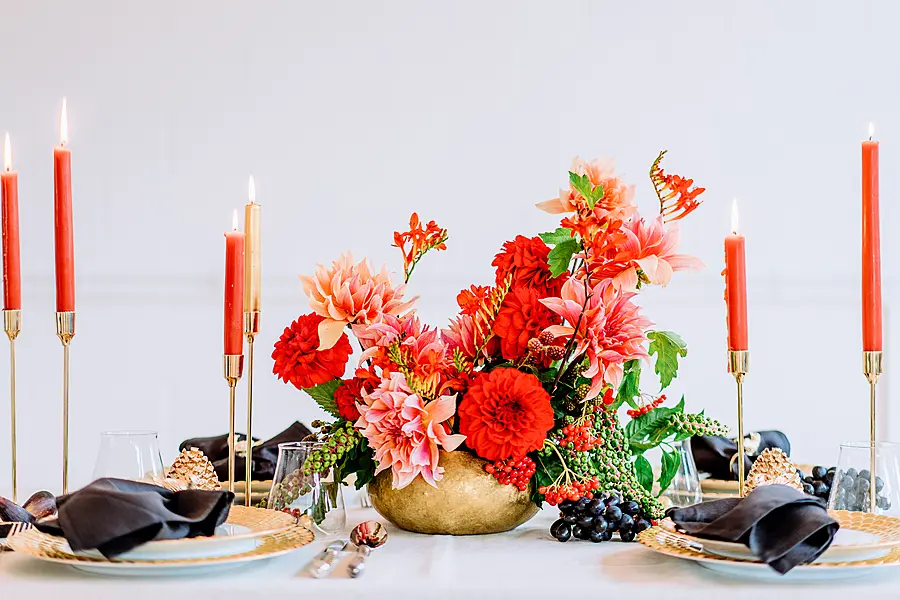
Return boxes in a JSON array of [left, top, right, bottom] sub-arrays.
[[244, 176, 261, 313]]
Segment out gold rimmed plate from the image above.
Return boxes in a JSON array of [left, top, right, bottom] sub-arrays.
[[7, 522, 314, 577]]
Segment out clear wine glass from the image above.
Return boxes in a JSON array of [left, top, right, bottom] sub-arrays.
[[92, 430, 165, 481]]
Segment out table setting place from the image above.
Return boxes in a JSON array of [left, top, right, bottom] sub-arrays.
[[1, 96, 900, 597]]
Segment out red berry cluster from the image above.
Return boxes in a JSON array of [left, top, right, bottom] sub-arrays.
[[538, 477, 600, 505], [280, 507, 303, 521], [558, 420, 599, 451], [484, 456, 536, 491], [626, 394, 666, 419]]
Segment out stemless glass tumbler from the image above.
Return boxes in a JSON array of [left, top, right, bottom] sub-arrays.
[[92, 430, 165, 481], [662, 439, 702, 508], [267, 441, 346, 536], [828, 441, 900, 516]]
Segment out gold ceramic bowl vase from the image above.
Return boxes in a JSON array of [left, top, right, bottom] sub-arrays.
[[367, 450, 539, 535]]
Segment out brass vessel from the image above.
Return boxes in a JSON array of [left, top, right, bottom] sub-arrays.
[[367, 450, 539, 535]]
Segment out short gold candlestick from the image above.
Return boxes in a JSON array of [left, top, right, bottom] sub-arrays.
[[728, 350, 749, 495], [56, 311, 74, 494], [4, 309, 21, 503], [243, 311, 260, 507], [864, 350, 883, 513], [223, 354, 244, 495]]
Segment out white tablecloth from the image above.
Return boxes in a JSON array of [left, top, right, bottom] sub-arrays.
[[3, 506, 900, 599]]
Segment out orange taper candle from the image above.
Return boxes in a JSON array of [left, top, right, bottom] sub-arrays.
[[224, 209, 245, 355], [725, 199, 748, 351], [54, 98, 75, 312], [2, 133, 21, 310], [862, 122, 882, 352]]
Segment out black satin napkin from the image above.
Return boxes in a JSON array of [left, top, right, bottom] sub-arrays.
[[180, 421, 312, 481], [667, 484, 839, 574], [691, 430, 791, 480], [36, 478, 234, 559]]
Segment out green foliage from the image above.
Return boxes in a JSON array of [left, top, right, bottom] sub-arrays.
[[658, 449, 681, 493], [647, 330, 688, 389], [568, 172, 605, 209], [546, 238, 580, 277], [612, 360, 642, 409], [538, 227, 574, 246], [340, 437, 377, 489], [634, 455, 653, 494], [303, 379, 342, 418]]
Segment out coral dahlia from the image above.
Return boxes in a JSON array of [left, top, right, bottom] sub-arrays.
[[272, 313, 353, 390], [458, 368, 554, 461], [492, 235, 565, 296]]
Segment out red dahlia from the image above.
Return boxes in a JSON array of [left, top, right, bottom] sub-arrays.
[[492, 235, 566, 296], [272, 313, 352, 390], [492, 286, 559, 362], [332, 373, 378, 421], [458, 367, 554, 461]]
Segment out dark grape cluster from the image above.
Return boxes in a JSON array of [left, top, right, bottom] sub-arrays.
[[831, 467, 891, 511], [800, 465, 834, 500], [550, 495, 652, 543]]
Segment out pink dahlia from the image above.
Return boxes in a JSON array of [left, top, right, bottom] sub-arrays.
[[300, 252, 417, 350], [590, 215, 703, 291], [356, 372, 465, 489], [541, 277, 652, 398], [536, 157, 636, 221]]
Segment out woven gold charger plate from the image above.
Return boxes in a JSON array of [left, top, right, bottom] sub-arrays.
[[638, 512, 900, 581], [7, 508, 314, 577]]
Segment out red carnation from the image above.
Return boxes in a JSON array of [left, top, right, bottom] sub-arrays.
[[332, 373, 378, 421], [492, 286, 559, 362], [458, 368, 554, 461], [492, 235, 566, 296], [272, 313, 352, 390]]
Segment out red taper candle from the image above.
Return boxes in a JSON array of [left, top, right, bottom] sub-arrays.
[[224, 209, 245, 355], [862, 122, 882, 352], [725, 199, 748, 351], [2, 133, 21, 310], [54, 98, 75, 312]]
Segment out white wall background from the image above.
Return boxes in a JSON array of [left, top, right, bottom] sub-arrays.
[[0, 0, 897, 496]]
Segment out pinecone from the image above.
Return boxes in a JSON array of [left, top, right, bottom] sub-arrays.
[[166, 447, 222, 491], [742, 448, 803, 496]]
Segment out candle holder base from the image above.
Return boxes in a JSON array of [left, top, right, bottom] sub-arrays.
[[728, 350, 749, 496], [4, 309, 20, 504], [864, 350, 883, 513], [243, 310, 260, 507], [223, 354, 244, 495], [56, 311, 75, 495]]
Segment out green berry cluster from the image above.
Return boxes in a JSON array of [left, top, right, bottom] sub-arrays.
[[669, 412, 728, 437], [300, 420, 363, 476]]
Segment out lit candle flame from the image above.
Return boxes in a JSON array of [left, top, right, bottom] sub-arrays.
[[869, 122, 875, 140], [3, 133, 10, 171], [232, 209, 239, 231], [248, 175, 256, 204], [731, 198, 739, 234], [60, 97, 68, 145]]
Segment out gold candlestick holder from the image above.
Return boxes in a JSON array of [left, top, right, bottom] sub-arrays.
[[864, 350, 883, 513], [728, 350, 749, 495], [56, 311, 74, 494], [243, 311, 260, 507], [223, 354, 244, 495], [4, 309, 20, 503]]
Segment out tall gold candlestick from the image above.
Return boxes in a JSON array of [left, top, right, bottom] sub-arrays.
[[244, 311, 260, 506], [56, 311, 74, 494], [4, 309, 20, 503], [864, 350, 883, 513], [223, 354, 244, 495], [728, 350, 749, 495]]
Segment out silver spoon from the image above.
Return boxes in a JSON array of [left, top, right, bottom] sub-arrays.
[[306, 540, 347, 578], [346, 521, 388, 578]]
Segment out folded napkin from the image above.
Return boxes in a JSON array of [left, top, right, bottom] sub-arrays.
[[36, 478, 234, 558], [667, 484, 838, 573], [180, 421, 312, 482], [692, 430, 791, 480]]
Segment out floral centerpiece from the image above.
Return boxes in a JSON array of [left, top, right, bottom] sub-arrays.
[[272, 151, 727, 536]]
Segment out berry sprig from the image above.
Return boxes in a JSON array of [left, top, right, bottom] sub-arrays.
[[485, 456, 536, 491], [522, 332, 566, 366], [300, 420, 363, 476], [557, 419, 599, 452], [668, 412, 728, 437], [538, 477, 600, 505], [626, 394, 666, 419]]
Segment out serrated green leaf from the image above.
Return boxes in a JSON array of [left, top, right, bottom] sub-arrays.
[[569, 171, 593, 200], [547, 238, 580, 277], [657, 449, 681, 495], [539, 227, 574, 246], [647, 330, 688, 390], [634, 455, 654, 493], [626, 406, 676, 443], [612, 359, 642, 410], [303, 379, 342, 418]]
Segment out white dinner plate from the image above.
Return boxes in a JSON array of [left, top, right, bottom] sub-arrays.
[[684, 527, 890, 563]]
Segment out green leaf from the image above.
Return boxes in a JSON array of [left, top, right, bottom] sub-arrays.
[[569, 172, 594, 202], [303, 379, 342, 418], [647, 330, 688, 389], [539, 227, 574, 246], [547, 238, 580, 277], [634, 455, 654, 493], [657, 449, 681, 495], [612, 359, 642, 410]]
